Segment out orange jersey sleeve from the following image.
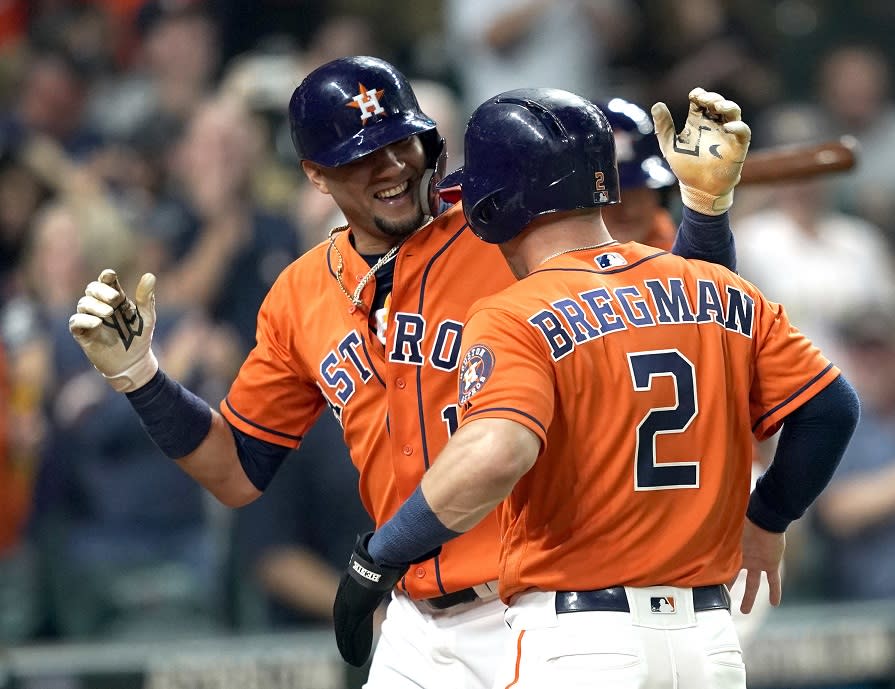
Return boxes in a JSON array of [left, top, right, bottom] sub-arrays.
[[457, 241, 839, 601], [222, 204, 518, 598]]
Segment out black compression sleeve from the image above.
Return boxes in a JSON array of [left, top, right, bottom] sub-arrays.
[[747, 375, 861, 532]]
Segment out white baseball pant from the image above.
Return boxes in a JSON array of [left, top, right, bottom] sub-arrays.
[[364, 589, 509, 689], [492, 587, 747, 689]]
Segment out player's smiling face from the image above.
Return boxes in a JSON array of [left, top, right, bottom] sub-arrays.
[[302, 136, 427, 252]]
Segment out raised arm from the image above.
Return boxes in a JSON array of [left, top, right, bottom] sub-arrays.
[[69, 269, 260, 507], [658, 87, 752, 271]]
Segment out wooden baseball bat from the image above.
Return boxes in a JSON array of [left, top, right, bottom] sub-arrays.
[[739, 136, 858, 185]]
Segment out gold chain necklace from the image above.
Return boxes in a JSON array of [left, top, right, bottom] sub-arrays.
[[539, 239, 619, 266], [328, 225, 405, 309]]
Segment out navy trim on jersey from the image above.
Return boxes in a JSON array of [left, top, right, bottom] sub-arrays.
[[463, 406, 548, 435], [530, 250, 668, 278], [359, 335, 386, 387], [752, 362, 836, 432], [224, 397, 303, 442], [415, 221, 469, 595]]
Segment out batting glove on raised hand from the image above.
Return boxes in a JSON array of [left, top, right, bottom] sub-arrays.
[[651, 87, 751, 215], [333, 532, 408, 667], [69, 269, 159, 393]]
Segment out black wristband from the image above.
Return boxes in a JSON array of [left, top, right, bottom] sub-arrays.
[[125, 369, 213, 459]]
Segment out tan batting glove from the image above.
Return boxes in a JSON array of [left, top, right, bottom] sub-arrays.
[[651, 87, 751, 215], [69, 269, 159, 393]]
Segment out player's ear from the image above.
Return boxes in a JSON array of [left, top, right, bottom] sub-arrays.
[[301, 160, 331, 194]]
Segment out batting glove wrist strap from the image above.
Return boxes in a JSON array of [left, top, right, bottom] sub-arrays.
[[102, 350, 159, 393], [334, 533, 407, 667], [680, 183, 734, 216]]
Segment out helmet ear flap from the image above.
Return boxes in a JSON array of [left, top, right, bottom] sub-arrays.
[[419, 137, 448, 217]]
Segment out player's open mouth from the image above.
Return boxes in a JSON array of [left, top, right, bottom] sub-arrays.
[[374, 180, 411, 201]]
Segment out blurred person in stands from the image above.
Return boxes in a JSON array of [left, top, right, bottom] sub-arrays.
[[159, 95, 298, 352], [816, 43, 895, 249], [23, 200, 228, 639], [1, 46, 103, 160], [443, 0, 635, 118], [86, 0, 220, 149], [733, 105, 895, 361], [0, 336, 42, 642], [0, 142, 54, 302], [634, 0, 779, 123], [815, 307, 895, 602], [228, 413, 372, 631]]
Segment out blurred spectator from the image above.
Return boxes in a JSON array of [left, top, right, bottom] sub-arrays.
[[3, 46, 103, 160], [732, 106, 895, 360], [634, 0, 779, 123], [19, 199, 231, 640], [218, 39, 307, 212], [0, 144, 54, 302], [303, 14, 376, 72], [0, 338, 42, 643], [87, 0, 220, 148], [815, 307, 895, 602], [815, 43, 895, 249], [228, 412, 372, 631], [443, 0, 634, 118], [160, 95, 298, 351]]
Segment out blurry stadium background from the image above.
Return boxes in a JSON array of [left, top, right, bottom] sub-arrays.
[[0, 1, 894, 687]]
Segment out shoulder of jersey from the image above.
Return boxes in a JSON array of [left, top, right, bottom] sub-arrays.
[[266, 235, 336, 296]]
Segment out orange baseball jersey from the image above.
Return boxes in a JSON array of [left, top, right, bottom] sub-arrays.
[[221, 203, 515, 599], [456, 240, 839, 602], [645, 207, 677, 251]]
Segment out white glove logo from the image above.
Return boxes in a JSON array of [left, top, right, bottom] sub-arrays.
[[101, 286, 144, 350]]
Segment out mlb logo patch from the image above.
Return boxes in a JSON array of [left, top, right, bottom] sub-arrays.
[[595, 252, 627, 269], [650, 596, 676, 614]]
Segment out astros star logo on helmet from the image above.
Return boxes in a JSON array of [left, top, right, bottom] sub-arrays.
[[347, 83, 386, 124]]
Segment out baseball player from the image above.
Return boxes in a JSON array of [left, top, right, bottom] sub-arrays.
[[340, 88, 860, 687], [69, 57, 748, 687]]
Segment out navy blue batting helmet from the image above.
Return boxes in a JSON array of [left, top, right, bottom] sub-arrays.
[[599, 98, 675, 191], [440, 88, 620, 244], [289, 56, 443, 170]]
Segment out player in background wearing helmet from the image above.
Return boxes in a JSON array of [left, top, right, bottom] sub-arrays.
[[342, 88, 859, 687], [70, 55, 748, 687], [600, 97, 679, 249]]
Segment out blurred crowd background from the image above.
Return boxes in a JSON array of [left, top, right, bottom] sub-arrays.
[[0, 0, 894, 687]]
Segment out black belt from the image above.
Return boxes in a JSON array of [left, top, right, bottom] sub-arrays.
[[423, 587, 481, 610], [555, 585, 731, 614]]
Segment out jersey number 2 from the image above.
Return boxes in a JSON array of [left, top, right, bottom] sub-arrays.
[[627, 349, 699, 490]]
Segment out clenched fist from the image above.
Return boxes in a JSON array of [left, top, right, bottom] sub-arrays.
[[69, 269, 159, 392], [652, 87, 751, 215]]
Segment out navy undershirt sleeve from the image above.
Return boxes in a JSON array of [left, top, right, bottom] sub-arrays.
[[230, 424, 292, 491], [672, 208, 737, 272], [748, 375, 861, 532]]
